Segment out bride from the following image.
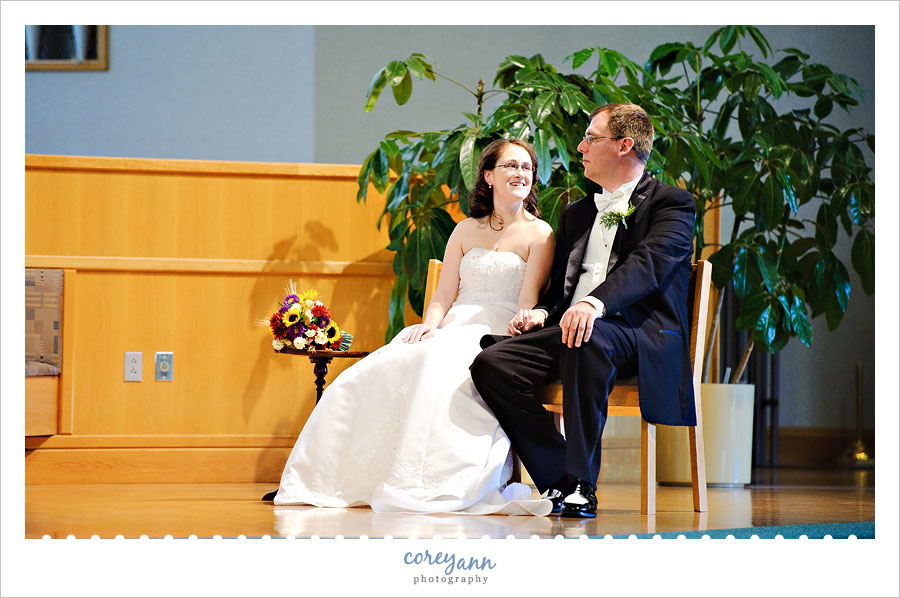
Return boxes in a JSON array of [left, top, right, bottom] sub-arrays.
[[273, 139, 555, 515]]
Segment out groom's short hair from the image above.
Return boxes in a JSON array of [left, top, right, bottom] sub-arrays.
[[590, 103, 654, 163]]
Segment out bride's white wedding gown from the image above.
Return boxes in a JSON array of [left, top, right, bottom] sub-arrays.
[[274, 247, 551, 516]]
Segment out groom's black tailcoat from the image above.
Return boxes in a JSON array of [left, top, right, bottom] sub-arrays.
[[470, 170, 696, 491]]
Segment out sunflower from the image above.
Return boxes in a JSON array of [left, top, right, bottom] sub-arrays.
[[298, 289, 319, 303], [282, 303, 303, 327], [325, 321, 341, 343]]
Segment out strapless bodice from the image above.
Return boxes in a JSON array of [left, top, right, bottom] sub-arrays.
[[455, 247, 527, 312]]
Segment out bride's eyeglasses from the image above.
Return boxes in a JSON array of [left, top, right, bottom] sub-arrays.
[[496, 161, 534, 174]]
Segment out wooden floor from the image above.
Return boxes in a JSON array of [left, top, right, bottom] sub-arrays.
[[25, 467, 874, 539]]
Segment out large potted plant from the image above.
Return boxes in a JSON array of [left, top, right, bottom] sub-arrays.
[[356, 27, 874, 483]]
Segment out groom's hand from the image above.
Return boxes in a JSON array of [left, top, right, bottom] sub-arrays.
[[508, 309, 546, 336], [560, 301, 598, 348]]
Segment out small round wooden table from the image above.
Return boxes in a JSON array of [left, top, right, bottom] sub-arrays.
[[277, 348, 370, 403]]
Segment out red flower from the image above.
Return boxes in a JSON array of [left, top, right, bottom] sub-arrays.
[[269, 311, 287, 339], [311, 304, 330, 318]]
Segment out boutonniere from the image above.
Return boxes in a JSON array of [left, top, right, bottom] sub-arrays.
[[599, 198, 636, 229]]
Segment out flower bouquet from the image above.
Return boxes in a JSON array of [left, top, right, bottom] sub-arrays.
[[266, 283, 353, 353]]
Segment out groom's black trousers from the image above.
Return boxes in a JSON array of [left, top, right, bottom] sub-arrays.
[[470, 316, 638, 493]]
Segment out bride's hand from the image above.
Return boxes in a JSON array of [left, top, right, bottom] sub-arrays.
[[401, 324, 435, 344], [508, 309, 545, 336]]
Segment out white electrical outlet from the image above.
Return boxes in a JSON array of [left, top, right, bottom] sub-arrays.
[[124, 351, 142, 382]]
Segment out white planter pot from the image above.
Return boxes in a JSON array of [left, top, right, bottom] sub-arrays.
[[657, 383, 755, 486]]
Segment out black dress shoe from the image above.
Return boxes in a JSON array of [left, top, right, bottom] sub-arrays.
[[543, 475, 574, 514], [544, 488, 566, 514], [261, 489, 278, 501], [559, 480, 598, 518]]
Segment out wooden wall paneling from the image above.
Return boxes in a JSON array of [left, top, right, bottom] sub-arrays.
[[66, 270, 392, 436], [25, 157, 392, 264], [25, 377, 59, 436], [25, 447, 293, 484], [59, 269, 77, 433], [26, 156, 400, 482]]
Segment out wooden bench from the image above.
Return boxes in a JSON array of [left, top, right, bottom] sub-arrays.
[[424, 258, 711, 515]]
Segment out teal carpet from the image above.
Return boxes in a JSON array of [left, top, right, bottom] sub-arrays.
[[606, 520, 874, 539]]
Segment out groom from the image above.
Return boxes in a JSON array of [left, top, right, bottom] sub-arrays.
[[470, 103, 696, 518]]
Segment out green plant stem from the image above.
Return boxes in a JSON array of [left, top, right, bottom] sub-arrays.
[[432, 71, 480, 97], [731, 336, 754, 383]]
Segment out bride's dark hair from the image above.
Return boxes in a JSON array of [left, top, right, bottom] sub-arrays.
[[468, 139, 540, 219]]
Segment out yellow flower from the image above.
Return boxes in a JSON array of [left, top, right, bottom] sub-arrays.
[[298, 289, 319, 303], [282, 303, 303, 327], [325, 322, 341, 342]]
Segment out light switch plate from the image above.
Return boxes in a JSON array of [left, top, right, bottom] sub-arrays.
[[155, 352, 173, 381], [124, 351, 142, 382]]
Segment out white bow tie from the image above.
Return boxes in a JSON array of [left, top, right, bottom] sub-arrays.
[[594, 192, 623, 213]]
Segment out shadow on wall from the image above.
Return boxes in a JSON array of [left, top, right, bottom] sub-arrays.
[[242, 225, 391, 434]]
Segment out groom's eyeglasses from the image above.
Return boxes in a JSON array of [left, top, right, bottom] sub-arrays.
[[496, 161, 534, 173], [582, 134, 625, 145]]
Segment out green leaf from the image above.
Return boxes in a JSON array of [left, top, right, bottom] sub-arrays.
[[708, 243, 736, 290], [833, 259, 851, 312], [759, 175, 779, 231], [648, 42, 683, 63], [514, 65, 539, 84], [392, 68, 413, 105], [549, 127, 572, 172], [851, 229, 875, 295], [531, 91, 556, 125], [814, 96, 834, 119], [756, 248, 779, 292], [772, 55, 802, 79], [775, 170, 799, 213], [719, 26, 738, 54], [356, 150, 376, 203], [379, 139, 400, 160], [782, 47, 810, 60], [406, 55, 427, 79], [371, 147, 389, 193], [386, 218, 409, 252], [459, 133, 478, 192], [410, 53, 437, 80], [364, 68, 388, 113], [385, 61, 407, 86], [790, 296, 813, 347], [385, 174, 410, 212], [599, 49, 618, 77], [815, 202, 838, 250], [386, 273, 408, 343], [747, 26, 772, 59], [559, 89, 579, 115], [735, 289, 767, 330], [534, 127, 552, 184], [755, 303, 779, 349], [702, 29, 723, 53], [569, 48, 594, 69], [733, 245, 753, 300], [687, 138, 710, 186]]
